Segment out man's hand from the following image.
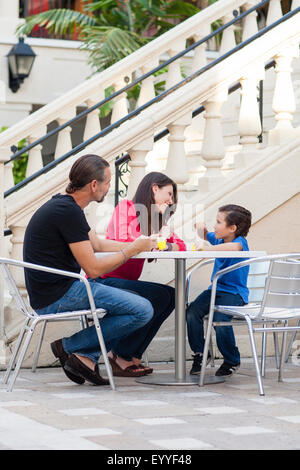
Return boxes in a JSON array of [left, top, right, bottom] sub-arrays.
[[131, 235, 158, 254]]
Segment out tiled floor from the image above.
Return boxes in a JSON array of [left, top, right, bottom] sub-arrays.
[[1, 358, 300, 450]]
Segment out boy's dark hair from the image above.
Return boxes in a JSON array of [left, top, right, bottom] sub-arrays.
[[66, 154, 109, 194], [218, 204, 252, 237]]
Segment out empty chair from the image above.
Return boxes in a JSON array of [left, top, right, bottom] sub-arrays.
[[0, 257, 115, 392], [199, 253, 300, 396]]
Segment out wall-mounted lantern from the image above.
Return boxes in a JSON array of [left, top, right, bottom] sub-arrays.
[[7, 37, 36, 93]]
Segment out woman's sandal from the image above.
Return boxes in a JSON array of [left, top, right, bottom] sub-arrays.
[[108, 354, 147, 377], [136, 363, 153, 375]]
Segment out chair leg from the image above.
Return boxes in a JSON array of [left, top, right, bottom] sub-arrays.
[[7, 323, 36, 392], [91, 313, 115, 391], [142, 350, 149, 366], [245, 316, 265, 396], [31, 321, 47, 373], [209, 335, 215, 367], [261, 327, 267, 378], [3, 318, 30, 385], [204, 317, 215, 367], [278, 324, 288, 383], [199, 311, 214, 387], [273, 327, 280, 368], [284, 319, 300, 363]]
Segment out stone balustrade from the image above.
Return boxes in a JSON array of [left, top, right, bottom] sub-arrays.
[[0, 0, 283, 197]]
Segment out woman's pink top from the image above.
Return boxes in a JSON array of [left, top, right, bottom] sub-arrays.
[[102, 199, 186, 281]]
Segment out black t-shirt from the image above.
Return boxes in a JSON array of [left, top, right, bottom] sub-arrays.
[[23, 194, 90, 309]]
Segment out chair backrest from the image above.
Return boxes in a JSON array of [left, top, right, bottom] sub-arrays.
[[247, 261, 270, 303], [0, 261, 35, 320], [263, 257, 300, 309]]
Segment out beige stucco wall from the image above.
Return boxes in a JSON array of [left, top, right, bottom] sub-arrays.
[[247, 192, 300, 254]]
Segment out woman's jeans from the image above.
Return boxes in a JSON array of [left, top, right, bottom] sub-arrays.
[[186, 289, 245, 366], [36, 279, 154, 363], [98, 277, 175, 361]]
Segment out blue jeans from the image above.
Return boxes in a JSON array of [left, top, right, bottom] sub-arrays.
[[36, 279, 154, 363], [98, 277, 175, 361], [186, 289, 244, 366]]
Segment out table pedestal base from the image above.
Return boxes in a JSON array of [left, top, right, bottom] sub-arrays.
[[136, 373, 225, 386]]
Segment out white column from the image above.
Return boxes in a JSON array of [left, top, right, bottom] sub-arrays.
[[236, 67, 265, 165], [219, 13, 236, 55], [292, 0, 300, 8], [54, 109, 74, 160], [166, 39, 186, 90], [165, 113, 192, 189], [26, 127, 46, 178], [185, 31, 209, 184], [111, 78, 129, 123], [268, 45, 299, 146], [83, 93, 103, 142], [127, 136, 154, 199], [242, 2, 258, 41], [199, 87, 228, 191], [0, 0, 22, 36], [266, 0, 283, 26], [2, 146, 14, 191], [137, 59, 158, 108], [0, 147, 9, 361]]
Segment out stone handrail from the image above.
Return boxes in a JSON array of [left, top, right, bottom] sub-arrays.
[[5, 8, 300, 224], [1, 0, 276, 191]]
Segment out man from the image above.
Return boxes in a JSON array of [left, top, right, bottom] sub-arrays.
[[23, 154, 156, 385]]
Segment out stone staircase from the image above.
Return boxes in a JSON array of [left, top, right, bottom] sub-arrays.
[[1, 0, 300, 365]]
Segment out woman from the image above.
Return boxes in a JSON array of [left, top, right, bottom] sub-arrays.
[[96, 172, 186, 377]]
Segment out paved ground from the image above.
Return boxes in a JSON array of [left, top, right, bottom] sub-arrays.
[[1, 358, 300, 451]]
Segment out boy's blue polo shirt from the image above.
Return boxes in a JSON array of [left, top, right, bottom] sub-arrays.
[[207, 232, 249, 303]]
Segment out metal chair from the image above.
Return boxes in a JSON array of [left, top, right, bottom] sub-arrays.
[[186, 253, 274, 372], [199, 253, 300, 396], [0, 257, 115, 392]]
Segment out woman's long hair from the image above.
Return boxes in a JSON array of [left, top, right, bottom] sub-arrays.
[[132, 172, 178, 236]]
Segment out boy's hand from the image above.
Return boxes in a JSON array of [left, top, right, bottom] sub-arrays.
[[194, 222, 207, 239]]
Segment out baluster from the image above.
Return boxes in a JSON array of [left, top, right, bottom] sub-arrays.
[[127, 136, 154, 199], [165, 113, 192, 189], [54, 109, 74, 160], [165, 39, 186, 90], [4, 161, 14, 191], [185, 31, 209, 184], [26, 127, 46, 178], [266, 0, 283, 26], [236, 68, 265, 165], [0, 147, 8, 361], [137, 59, 158, 108], [199, 87, 228, 191], [2, 145, 14, 191], [0, 147, 8, 254], [242, 2, 258, 41], [111, 78, 129, 123], [83, 93, 103, 142], [268, 45, 299, 145], [9, 224, 27, 297], [219, 13, 236, 55]]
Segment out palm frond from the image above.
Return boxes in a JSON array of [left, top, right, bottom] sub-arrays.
[[81, 26, 149, 71], [16, 9, 97, 37]]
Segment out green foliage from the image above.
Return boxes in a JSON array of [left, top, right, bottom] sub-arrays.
[[0, 126, 28, 185], [16, 0, 200, 73]]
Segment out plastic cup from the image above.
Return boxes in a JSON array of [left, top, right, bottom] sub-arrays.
[[157, 238, 166, 251]]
